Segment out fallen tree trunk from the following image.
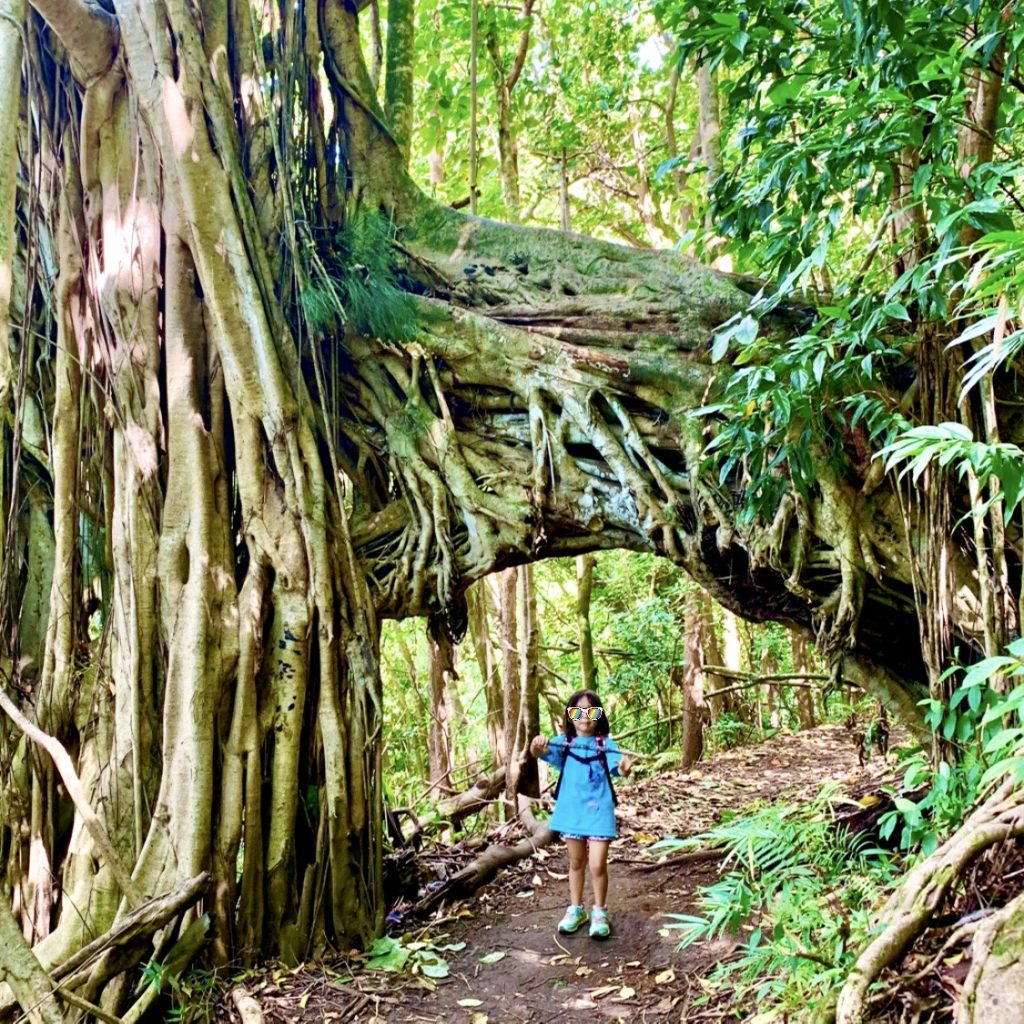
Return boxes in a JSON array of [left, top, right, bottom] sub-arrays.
[[409, 766, 507, 840], [412, 796, 553, 913]]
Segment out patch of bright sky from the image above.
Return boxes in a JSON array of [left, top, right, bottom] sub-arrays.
[[637, 31, 669, 71]]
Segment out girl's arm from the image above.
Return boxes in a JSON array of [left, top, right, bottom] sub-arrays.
[[535, 734, 568, 769], [605, 736, 627, 776]]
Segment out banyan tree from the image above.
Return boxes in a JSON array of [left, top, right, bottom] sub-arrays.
[[0, 1, 1019, 1021]]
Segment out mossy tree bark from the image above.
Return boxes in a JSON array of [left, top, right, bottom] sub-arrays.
[[0, 0, 1011, 1019]]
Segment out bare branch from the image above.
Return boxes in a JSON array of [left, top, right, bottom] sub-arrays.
[[505, 0, 536, 93], [30, 0, 118, 83], [0, 686, 144, 908]]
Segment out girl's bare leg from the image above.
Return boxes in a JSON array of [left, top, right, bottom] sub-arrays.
[[566, 838, 587, 905], [589, 840, 610, 908]]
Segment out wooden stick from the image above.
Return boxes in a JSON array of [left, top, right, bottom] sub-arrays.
[[0, 686, 145, 908], [632, 848, 725, 872], [120, 916, 208, 1024], [53, 873, 208, 989], [56, 985, 123, 1024], [230, 987, 266, 1024]]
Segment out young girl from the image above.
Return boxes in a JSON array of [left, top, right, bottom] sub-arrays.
[[530, 689, 632, 939]]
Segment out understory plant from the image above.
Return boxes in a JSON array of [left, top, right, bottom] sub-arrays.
[[655, 789, 899, 1019], [879, 638, 1024, 854]]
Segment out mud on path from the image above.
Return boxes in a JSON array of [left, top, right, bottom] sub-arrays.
[[223, 725, 897, 1024]]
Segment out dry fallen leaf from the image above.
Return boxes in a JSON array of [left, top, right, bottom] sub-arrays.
[[589, 986, 619, 999], [575, 965, 593, 977], [654, 968, 676, 984], [632, 832, 659, 845], [615, 986, 636, 1000], [471, 1015, 488, 1024], [457, 998, 484, 1007]]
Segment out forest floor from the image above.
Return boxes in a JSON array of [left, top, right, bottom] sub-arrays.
[[217, 724, 899, 1024]]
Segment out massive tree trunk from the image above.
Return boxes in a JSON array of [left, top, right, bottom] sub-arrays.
[[0, 0, 998, 1019]]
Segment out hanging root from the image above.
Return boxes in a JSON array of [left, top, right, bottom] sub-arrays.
[[836, 778, 1024, 1024]]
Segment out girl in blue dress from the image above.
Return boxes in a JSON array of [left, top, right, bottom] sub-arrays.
[[530, 689, 633, 939]]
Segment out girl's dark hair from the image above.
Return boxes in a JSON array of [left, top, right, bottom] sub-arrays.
[[563, 689, 610, 738]]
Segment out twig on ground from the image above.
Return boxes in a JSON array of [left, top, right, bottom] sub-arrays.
[[633, 848, 725, 872]]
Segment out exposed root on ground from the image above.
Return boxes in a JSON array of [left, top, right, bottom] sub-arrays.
[[836, 777, 1024, 1024]]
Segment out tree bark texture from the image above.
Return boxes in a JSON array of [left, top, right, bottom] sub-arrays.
[[576, 553, 597, 690], [678, 588, 706, 768], [426, 627, 457, 793], [384, 0, 415, 160], [790, 629, 816, 729]]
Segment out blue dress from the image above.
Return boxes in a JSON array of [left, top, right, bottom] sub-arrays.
[[540, 734, 624, 839]]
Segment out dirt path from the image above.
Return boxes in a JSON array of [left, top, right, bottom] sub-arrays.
[[222, 725, 896, 1024]]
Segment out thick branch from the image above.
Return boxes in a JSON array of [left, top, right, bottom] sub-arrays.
[[505, 0, 536, 93]]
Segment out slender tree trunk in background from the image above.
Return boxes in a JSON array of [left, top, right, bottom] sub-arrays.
[[763, 652, 781, 729], [560, 148, 571, 231], [498, 567, 519, 784], [696, 61, 721, 234], [679, 590, 706, 768], [722, 609, 753, 723], [369, 0, 384, 95], [426, 627, 457, 794], [485, 0, 535, 222], [384, 0, 415, 162], [0, 0, 21, 573], [469, 0, 479, 212], [700, 591, 730, 719], [576, 553, 597, 691], [628, 102, 677, 246], [469, 582, 504, 768], [427, 115, 446, 191], [514, 565, 541, 799], [956, 42, 1014, 665], [790, 629, 816, 729], [665, 63, 686, 196], [656, 684, 674, 746], [958, 49, 1003, 249]]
